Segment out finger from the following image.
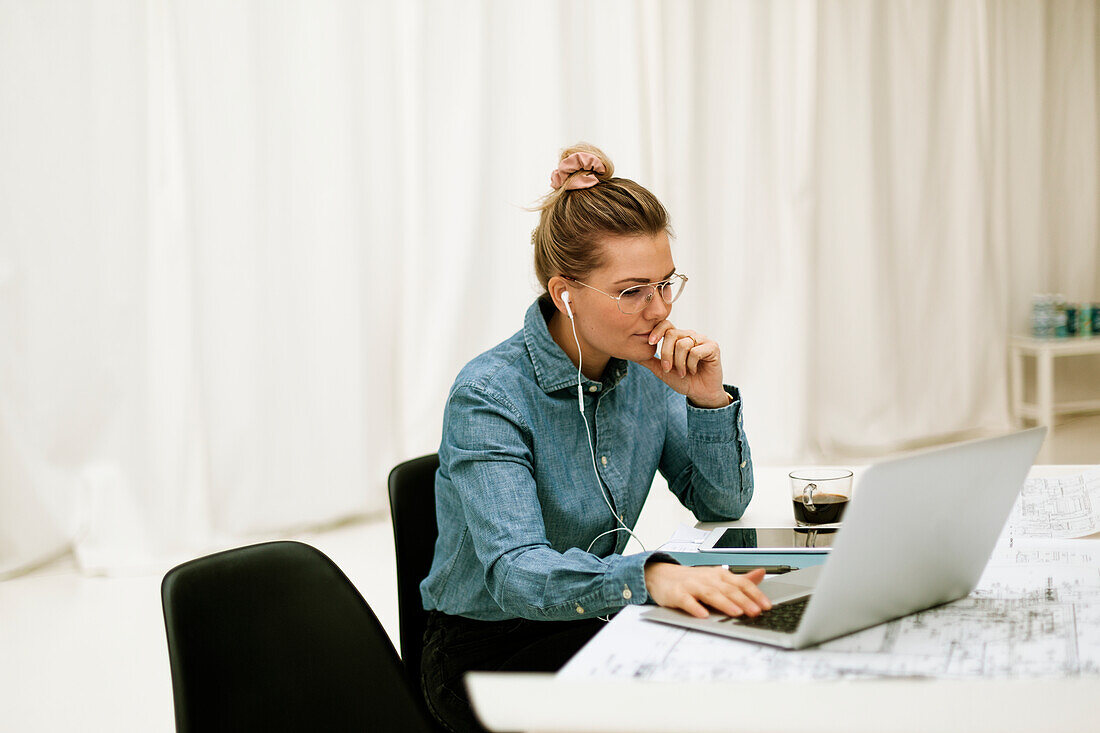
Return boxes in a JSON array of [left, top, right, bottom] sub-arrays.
[[724, 569, 772, 610], [701, 568, 763, 616], [662, 330, 693, 373], [647, 322, 676, 371], [678, 594, 711, 619], [668, 332, 686, 374], [732, 579, 773, 610], [660, 328, 682, 369], [685, 340, 715, 375], [701, 582, 760, 617], [699, 589, 745, 619], [735, 567, 767, 584], [750, 587, 773, 611], [647, 320, 674, 347], [686, 345, 703, 375], [725, 586, 763, 616]]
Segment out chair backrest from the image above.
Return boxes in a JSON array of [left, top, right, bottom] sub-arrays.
[[387, 453, 441, 687], [161, 540, 437, 733]]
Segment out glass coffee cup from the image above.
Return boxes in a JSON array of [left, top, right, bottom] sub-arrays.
[[788, 469, 854, 525]]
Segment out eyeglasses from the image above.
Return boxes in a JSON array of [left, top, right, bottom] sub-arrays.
[[564, 273, 688, 315]]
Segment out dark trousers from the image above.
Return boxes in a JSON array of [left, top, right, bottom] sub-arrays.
[[420, 610, 607, 733]]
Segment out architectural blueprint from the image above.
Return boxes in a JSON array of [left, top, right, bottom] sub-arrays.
[[1002, 469, 1100, 539], [560, 470, 1100, 682]]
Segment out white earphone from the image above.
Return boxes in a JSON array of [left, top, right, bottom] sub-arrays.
[[561, 291, 584, 413]]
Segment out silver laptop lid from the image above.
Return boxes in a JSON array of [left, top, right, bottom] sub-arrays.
[[791, 427, 1046, 648]]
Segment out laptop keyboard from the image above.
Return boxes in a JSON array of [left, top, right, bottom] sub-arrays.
[[720, 596, 810, 634]]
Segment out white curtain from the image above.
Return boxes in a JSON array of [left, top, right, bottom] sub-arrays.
[[1, 0, 1097, 576]]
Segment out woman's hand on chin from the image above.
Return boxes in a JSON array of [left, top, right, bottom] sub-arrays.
[[636, 321, 729, 408]]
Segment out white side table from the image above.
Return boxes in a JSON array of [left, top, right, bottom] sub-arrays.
[[1009, 335, 1100, 452]]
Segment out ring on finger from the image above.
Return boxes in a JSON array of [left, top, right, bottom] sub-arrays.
[[677, 334, 697, 348]]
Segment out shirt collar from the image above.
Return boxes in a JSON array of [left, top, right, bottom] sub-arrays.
[[524, 298, 630, 394]]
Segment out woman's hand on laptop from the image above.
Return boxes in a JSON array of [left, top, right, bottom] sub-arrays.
[[644, 563, 772, 619]]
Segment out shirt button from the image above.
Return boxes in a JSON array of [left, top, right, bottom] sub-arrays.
[[740, 461, 747, 468], [588, 385, 598, 392], [600, 456, 608, 466], [575, 605, 585, 614], [622, 587, 632, 600]]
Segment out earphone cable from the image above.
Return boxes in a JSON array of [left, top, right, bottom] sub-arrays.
[[566, 311, 647, 556]]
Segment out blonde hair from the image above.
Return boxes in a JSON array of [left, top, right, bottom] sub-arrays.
[[531, 143, 670, 300]]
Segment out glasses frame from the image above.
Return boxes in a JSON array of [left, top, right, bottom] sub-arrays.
[[563, 273, 688, 315]]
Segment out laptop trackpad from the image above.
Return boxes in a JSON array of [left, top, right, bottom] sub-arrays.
[[760, 565, 822, 601]]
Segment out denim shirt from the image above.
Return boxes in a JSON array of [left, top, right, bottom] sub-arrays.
[[420, 299, 753, 621]]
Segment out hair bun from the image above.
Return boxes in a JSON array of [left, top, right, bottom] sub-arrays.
[[552, 143, 614, 190]]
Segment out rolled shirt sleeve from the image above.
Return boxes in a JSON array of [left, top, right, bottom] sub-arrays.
[[659, 384, 753, 522]]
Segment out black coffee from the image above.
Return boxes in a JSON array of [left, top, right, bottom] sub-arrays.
[[792, 493, 849, 524]]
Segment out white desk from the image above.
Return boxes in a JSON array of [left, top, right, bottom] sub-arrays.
[[1009, 335, 1100, 458], [467, 674, 1100, 733], [468, 465, 1100, 733]]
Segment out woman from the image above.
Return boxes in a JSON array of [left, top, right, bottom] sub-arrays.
[[419, 143, 769, 733]]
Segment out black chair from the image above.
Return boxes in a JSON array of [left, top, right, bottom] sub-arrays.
[[161, 540, 438, 733], [387, 453, 441, 688]]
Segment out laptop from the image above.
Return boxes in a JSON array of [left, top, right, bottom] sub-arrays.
[[641, 427, 1047, 649]]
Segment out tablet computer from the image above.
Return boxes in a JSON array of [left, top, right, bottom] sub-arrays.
[[698, 526, 839, 553]]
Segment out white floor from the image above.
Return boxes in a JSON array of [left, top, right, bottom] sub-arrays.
[[1, 415, 1097, 733]]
